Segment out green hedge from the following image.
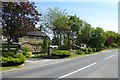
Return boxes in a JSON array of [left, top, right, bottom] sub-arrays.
[[79, 48, 97, 54], [1, 54, 26, 66], [51, 50, 71, 58], [76, 49, 85, 55]]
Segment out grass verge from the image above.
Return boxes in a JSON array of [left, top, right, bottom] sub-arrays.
[[68, 48, 119, 59]]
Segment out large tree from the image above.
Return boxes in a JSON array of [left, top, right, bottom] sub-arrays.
[[68, 15, 83, 49], [2, 2, 41, 44], [89, 27, 106, 51], [76, 22, 93, 46], [52, 15, 70, 49]]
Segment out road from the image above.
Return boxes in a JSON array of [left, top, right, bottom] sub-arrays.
[[2, 49, 119, 79]]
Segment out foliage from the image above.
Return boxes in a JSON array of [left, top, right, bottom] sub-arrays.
[[89, 27, 106, 51], [111, 43, 118, 48], [21, 47, 31, 53], [88, 47, 93, 52], [77, 22, 93, 45], [92, 48, 97, 52], [51, 50, 71, 58], [23, 52, 32, 58], [76, 49, 85, 55], [1, 54, 26, 66], [42, 36, 49, 53], [2, 51, 15, 57], [2, 2, 41, 51]]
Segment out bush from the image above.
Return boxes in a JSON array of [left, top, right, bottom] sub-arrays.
[[92, 48, 97, 52], [1, 54, 26, 66], [23, 52, 32, 58], [51, 50, 71, 58], [76, 49, 85, 55], [111, 43, 118, 48], [88, 47, 93, 52], [96, 48, 103, 52], [21, 47, 31, 53]]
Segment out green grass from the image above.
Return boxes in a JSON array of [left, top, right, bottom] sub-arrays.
[[0, 66, 21, 71], [68, 48, 119, 59]]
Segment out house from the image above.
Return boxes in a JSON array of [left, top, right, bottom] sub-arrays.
[[19, 30, 47, 52], [0, 28, 47, 52]]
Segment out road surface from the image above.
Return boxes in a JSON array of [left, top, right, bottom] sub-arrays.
[[2, 49, 119, 79]]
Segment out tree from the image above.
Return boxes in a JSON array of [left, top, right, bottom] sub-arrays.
[[68, 15, 83, 49], [77, 22, 93, 46], [52, 15, 70, 49], [89, 27, 106, 51], [104, 31, 120, 47], [43, 7, 67, 37], [2, 2, 41, 50], [42, 36, 50, 56]]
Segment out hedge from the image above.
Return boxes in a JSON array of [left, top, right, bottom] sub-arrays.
[[51, 50, 71, 58], [76, 49, 85, 55], [1, 54, 26, 66]]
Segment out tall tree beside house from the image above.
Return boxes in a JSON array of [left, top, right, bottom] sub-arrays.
[[2, 2, 41, 50], [44, 7, 68, 48], [42, 36, 50, 56]]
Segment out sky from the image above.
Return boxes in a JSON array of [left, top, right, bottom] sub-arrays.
[[34, 1, 118, 33]]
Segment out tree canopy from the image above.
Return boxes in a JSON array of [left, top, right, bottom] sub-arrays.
[[2, 2, 41, 43]]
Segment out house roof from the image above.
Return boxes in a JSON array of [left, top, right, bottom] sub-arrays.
[[28, 31, 46, 37]]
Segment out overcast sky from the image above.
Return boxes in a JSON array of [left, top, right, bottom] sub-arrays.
[[34, 1, 118, 33]]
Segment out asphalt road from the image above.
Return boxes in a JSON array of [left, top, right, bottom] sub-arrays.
[[2, 49, 119, 79]]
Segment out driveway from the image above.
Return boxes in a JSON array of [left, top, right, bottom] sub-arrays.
[[23, 58, 70, 69]]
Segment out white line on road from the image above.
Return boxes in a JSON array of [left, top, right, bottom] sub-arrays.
[[57, 62, 97, 79], [105, 55, 115, 60]]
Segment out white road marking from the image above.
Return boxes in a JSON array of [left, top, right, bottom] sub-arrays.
[[105, 55, 115, 60], [58, 62, 97, 79]]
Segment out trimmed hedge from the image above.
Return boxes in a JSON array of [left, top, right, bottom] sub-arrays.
[[1, 54, 26, 66], [51, 50, 71, 58]]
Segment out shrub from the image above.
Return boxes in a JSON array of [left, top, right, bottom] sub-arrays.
[[1, 54, 26, 66], [92, 48, 97, 52], [108, 46, 112, 49], [85, 48, 89, 54], [23, 52, 32, 58], [111, 43, 118, 48], [76, 49, 85, 55], [96, 48, 102, 52], [88, 47, 93, 52], [21, 47, 31, 53], [51, 50, 71, 58]]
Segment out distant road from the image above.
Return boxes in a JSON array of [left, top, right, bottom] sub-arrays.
[[2, 49, 118, 79]]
